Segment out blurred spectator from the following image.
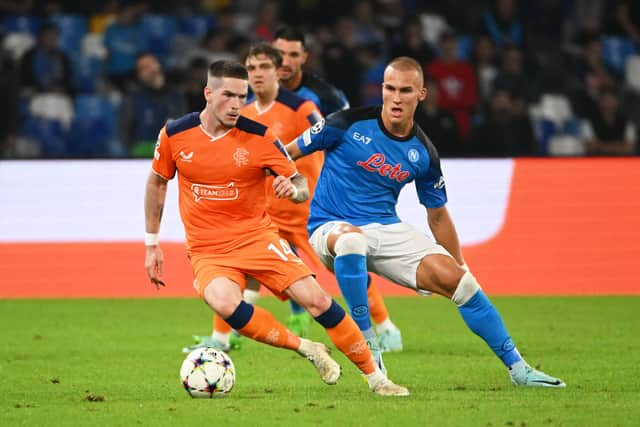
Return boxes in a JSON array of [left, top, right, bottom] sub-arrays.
[[0, 0, 34, 14], [104, 2, 145, 91], [471, 89, 535, 157], [378, 0, 406, 37], [414, 78, 462, 157], [492, 44, 538, 105], [601, 0, 640, 43], [621, 55, 640, 136], [183, 56, 208, 113], [357, 42, 386, 106], [351, 0, 385, 47], [89, 0, 118, 33], [423, 0, 485, 34], [321, 24, 362, 106], [389, 16, 435, 66], [470, 33, 499, 111], [479, 0, 525, 49], [570, 34, 618, 118], [565, 0, 605, 44], [0, 46, 20, 157], [251, 0, 280, 41], [119, 53, 186, 156], [19, 22, 74, 96], [184, 29, 236, 68], [426, 30, 477, 141], [582, 88, 636, 156]]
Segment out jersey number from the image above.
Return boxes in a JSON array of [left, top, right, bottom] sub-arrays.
[[267, 239, 295, 261]]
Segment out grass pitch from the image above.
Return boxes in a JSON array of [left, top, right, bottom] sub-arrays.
[[1, 296, 638, 426]]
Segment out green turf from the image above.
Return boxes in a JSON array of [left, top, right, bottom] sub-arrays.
[[1, 296, 638, 426]]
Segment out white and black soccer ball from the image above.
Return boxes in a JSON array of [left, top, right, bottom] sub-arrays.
[[180, 347, 236, 398]]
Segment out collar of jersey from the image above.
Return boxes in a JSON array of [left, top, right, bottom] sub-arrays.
[[376, 111, 417, 142], [199, 124, 232, 141]]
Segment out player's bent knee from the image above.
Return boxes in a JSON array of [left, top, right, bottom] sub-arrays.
[[334, 232, 367, 256], [304, 292, 332, 317], [451, 271, 481, 307], [287, 277, 331, 316], [203, 285, 242, 318]]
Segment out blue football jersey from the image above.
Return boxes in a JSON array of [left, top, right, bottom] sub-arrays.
[[297, 106, 447, 234]]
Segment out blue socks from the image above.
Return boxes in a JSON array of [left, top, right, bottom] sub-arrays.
[[333, 253, 372, 332], [458, 290, 522, 367], [289, 299, 305, 315]]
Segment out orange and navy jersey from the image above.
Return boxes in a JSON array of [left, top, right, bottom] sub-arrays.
[[241, 88, 324, 231], [151, 112, 298, 254]]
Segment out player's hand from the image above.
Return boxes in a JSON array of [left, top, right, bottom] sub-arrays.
[[272, 175, 296, 199], [145, 245, 166, 289]]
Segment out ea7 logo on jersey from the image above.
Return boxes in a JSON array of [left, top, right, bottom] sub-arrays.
[[433, 176, 445, 189], [353, 131, 372, 144], [192, 182, 238, 202]]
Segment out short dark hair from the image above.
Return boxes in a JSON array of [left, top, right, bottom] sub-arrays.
[[274, 25, 306, 49], [247, 42, 282, 68], [208, 60, 248, 80]]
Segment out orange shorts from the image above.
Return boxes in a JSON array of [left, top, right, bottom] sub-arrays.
[[277, 226, 323, 269], [190, 230, 313, 300]]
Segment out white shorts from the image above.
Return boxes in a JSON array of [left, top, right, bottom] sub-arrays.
[[309, 221, 452, 293]]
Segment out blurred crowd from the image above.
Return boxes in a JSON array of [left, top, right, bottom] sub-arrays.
[[1, 0, 639, 158]]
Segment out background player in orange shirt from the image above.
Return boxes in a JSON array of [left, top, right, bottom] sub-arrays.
[[144, 60, 407, 396]]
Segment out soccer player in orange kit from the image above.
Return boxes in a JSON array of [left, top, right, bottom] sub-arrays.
[[189, 44, 400, 369], [143, 60, 408, 396]]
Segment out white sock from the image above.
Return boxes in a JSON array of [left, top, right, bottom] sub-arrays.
[[212, 331, 230, 345], [508, 359, 527, 373], [296, 338, 313, 356], [375, 318, 397, 334], [243, 288, 260, 305], [364, 368, 387, 389], [362, 327, 377, 342]]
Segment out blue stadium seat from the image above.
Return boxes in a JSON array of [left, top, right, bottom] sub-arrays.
[[51, 14, 88, 59], [140, 14, 178, 65], [72, 55, 104, 94], [601, 36, 638, 76], [2, 15, 42, 35], [21, 116, 68, 157], [67, 95, 123, 157], [179, 15, 216, 39], [533, 118, 556, 156]]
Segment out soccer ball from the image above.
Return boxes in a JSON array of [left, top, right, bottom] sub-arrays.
[[180, 347, 236, 398]]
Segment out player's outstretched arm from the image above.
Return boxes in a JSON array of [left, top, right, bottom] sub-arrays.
[[426, 206, 465, 266], [144, 171, 168, 289], [285, 140, 304, 160]]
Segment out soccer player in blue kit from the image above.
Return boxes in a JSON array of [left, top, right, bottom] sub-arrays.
[[273, 26, 403, 351], [285, 56, 566, 388]]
